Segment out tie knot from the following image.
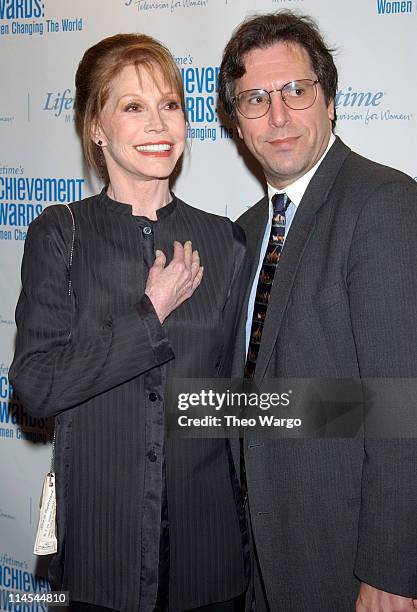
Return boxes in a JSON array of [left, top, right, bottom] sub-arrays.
[[272, 193, 288, 214]]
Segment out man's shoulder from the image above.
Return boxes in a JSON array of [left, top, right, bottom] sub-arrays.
[[338, 145, 415, 192], [236, 195, 268, 231]]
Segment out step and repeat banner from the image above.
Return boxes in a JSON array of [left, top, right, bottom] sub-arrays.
[[1, 0, 416, 607]]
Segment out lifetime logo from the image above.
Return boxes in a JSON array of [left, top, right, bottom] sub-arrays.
[[377, 0, 414, 14], [43, 89, 74, 117], [335, 87, 385, 108], [0, 0, 44, 19]]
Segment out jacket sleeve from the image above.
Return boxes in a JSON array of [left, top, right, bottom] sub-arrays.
[[9, 209, 174, 418], [347, 179, 417, 597]]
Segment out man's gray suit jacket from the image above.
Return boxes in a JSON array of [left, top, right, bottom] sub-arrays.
[[236, 136, 417, 612]]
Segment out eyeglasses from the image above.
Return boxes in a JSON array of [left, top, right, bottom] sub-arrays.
[[233, 79, 319, 119]]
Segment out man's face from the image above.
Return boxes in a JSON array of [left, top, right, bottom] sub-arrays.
[[235, 42, 334, 189]]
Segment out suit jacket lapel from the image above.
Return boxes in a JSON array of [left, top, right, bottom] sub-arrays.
[[254, 137, 351, 383], [245, 198, 269, 289], [231, 198, 269, 377]]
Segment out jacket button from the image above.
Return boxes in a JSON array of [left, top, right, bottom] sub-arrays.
[[149, 392, 158, 402], [147, 449, 157, 462], [143, 226, 152, 236]]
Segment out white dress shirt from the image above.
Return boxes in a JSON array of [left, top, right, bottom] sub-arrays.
[[245, 133, 336, 353]]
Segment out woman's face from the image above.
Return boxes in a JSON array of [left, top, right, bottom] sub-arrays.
[[96, 64, 186, 186]]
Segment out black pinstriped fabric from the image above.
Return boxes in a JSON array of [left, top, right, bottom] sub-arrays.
[[9, 190, 249, 612]]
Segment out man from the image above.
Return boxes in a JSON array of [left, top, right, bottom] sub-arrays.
[[218, 11, 417, 612]]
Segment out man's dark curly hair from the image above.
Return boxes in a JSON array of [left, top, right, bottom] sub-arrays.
[[218, 11, 338, 129]]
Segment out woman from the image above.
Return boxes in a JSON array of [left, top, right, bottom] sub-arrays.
[[9, 34, 248, 612]]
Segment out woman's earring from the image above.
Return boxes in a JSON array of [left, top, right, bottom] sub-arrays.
[[97, 140, 102, 146]]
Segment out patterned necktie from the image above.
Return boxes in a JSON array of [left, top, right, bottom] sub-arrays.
[[245, 192, 288, 379]]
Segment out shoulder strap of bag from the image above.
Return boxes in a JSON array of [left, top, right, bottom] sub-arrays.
[[65, 203, 75, 297]]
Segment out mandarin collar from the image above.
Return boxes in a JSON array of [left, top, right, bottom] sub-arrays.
[[98, 187, 177, 220]]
